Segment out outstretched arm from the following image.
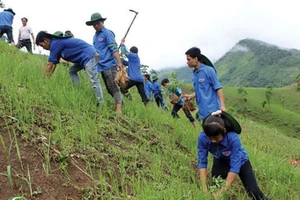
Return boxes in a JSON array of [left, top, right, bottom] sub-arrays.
[[44, 62, 57, 76], [184, 92, 195, 101], [198, 168, 208, 192]]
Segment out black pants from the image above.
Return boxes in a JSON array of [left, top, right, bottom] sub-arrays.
[[154, 93, 165, 107], [212, 158, 268, 200], [0, 25, 14, 43], [16, 39, 32, 53], [121, 79, 148, 103], [171, 104, 195, 123]]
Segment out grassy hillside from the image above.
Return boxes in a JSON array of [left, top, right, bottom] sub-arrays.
[[1, 41, 300, 200], [215, 39, 300, 87], [157, 38, 300, 88], [223, 86, 300, 138]]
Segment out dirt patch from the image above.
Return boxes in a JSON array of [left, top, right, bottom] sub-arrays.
[[0, 122, 92, 200]]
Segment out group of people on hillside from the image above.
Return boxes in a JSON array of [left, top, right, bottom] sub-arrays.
[[1, 7, 268, 199], [0, 8, 36, 53]]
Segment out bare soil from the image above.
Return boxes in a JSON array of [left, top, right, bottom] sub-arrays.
[[0, 116, 92, 200]]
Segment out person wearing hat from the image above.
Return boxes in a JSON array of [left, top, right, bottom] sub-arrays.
[[35, 31, 104, 106], [119, 38, 148, 105], [16, 17, 35, 53], [86, 12, 123, 113], [0, 8, 16, 45], [198, 114, 268, 199], [150, 74, 167, 109], [184, 47, 226, 119]]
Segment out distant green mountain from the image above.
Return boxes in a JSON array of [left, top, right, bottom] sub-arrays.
[[158, 38, 300, 87]]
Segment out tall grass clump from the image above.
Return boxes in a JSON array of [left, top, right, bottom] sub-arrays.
[[1, 42, 300, 199]]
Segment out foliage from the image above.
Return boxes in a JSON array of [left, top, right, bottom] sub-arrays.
[[237, 87, 248, 109], [149, 68, 157, 76], [296, 74, 300, 91], [265, 85, 273, 109], [141, 64, 150, 74], [157, 38, 300, 88], [224, 86, 300, 138]]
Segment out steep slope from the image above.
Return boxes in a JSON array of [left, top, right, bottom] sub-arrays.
[[216, 38, 300, 87], [1, 41, 300, 199], [157, 38, 300, 87]]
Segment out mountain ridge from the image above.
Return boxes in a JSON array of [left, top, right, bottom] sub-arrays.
[[157, 38, 300, 87]]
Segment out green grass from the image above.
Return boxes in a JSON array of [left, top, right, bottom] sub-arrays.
[[224, 86, 300, 138], [1, 41, 300, 199]]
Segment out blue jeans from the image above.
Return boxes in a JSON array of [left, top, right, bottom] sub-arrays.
[[69, 54, 104, 103], [0, 25, 14, 43]]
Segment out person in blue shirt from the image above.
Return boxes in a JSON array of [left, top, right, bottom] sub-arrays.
[[86, 12, 123, 113], [150, 75, 167, 109], [143, 74, 153, 101], [0, 8, 15, 45], [198, 115, 268, 199], [35, 31, 104, 106], [161, 78, 196, 128], [184, 47, 226, 120], [120, 38, 148, 105]]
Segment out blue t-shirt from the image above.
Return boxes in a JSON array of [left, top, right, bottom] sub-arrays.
[[193, 63, 222, 119], [151, 81, 162, 95], [120, 44, 143, 82], [197, 131, 248, 174], [144, 80, 152, 100], [93, 27, 118, 72], [0, 11, 14, 27], [168, 86, 184, 106], [48, 38, 96, 67]]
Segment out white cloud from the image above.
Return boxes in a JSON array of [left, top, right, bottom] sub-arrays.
[[3, 0, 300, 70]]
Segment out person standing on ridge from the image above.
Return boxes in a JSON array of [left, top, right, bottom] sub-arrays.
[[0, 8, 15, 45], [86, 12, 123, 113], [184, 47, 226, 120], [151, 74, 167, 109], [16, 17, 35, 53], [120, 38, 148, 105], [143, 73, 153, 101]]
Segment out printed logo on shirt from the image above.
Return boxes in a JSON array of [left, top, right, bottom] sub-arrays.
[[222, 151, 231, 156], [98, 38, 104, 42], [199, 78, 205, 82]]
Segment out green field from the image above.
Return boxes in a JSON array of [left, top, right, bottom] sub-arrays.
[[1, 41, 300, 200]]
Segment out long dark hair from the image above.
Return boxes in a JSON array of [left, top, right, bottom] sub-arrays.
[[144, 74, 151, 82], [202, 115, 226, 137]]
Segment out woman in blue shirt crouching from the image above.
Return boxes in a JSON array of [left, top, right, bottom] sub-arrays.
[[198, 115, 268, 199]]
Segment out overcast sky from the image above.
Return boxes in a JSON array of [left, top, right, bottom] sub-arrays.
[[2, 0, 300, 70]]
